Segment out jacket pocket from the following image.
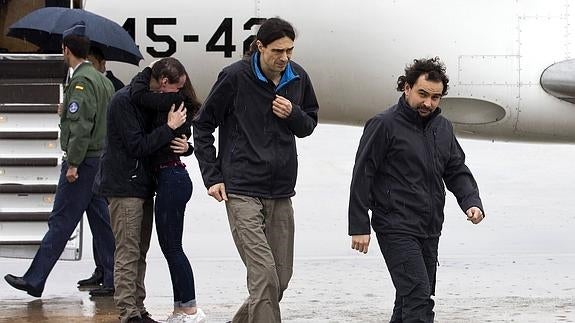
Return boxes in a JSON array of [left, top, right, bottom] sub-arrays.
[[379, 182, 393, 212], [383, 189, 392, 212], [432, 128, 450, 172], [60, 125, 70, 151], [128, 159, 140, 181]]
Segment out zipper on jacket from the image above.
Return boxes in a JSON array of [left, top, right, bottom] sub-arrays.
[[422, 129, 435, 229], [129, 160, 139, 181], [432, 129, 439, 174], [270, 132, 278, 195]]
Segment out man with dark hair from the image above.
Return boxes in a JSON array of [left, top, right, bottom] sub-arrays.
[[193, 17, 319, 322], [94, 57, 188, 323], [77, 46, 125, 290], [87, 46, 124, 92], [348, 57, 485, 322], [4, 22, 116, 298]]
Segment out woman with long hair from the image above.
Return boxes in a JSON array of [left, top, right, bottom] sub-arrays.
[[130, 57, 205, 323]]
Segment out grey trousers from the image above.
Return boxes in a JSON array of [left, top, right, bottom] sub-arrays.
[[109, 197, 154, 323], [225, 194, 295, 323]]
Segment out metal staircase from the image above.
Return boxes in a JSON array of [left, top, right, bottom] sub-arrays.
[[0, 53, 82, 260]]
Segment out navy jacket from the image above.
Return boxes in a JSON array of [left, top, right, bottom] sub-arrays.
[[193, 53, 319, 198], [348, 96, 484, 238], [93, 86, 175, 198]]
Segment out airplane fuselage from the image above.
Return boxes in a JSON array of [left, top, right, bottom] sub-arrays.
[[1, 0, 573, 261], [80, 0, 575, 143]]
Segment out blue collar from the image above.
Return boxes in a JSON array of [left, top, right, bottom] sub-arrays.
[[251, 52, 300, 92]]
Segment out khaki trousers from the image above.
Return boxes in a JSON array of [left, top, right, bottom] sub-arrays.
[[109, 197, 153, 323], [225, 194, 295, 323]]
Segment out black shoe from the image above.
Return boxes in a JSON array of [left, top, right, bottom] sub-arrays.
[[141, 313, 159, 323], [88, 286, 114, 297], [77, 268, 103, 287], [4, 274, 42, 297], [126, 317, 143, 323]]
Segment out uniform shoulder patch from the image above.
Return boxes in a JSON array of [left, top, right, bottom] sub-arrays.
[[75, 84, 84, 91], [68, 101, 79, 113]]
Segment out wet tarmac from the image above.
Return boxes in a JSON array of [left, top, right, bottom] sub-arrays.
[[1, 124, 575, 322]]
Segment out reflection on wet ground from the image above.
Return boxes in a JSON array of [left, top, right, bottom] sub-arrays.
[[1, 255, 575, 322], [1, 297, 117, 323], [2, 127, 575, 322]]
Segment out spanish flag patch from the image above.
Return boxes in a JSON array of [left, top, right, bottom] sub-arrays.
[[75, 85, 84, 91]]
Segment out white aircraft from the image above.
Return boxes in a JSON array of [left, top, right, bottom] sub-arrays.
[[89, 0, 575, 143], [1, 0, 574, 258]]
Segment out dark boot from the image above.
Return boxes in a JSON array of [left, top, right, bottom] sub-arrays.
[[77, 268, 103, 287]]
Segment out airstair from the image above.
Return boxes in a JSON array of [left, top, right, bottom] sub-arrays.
[[0, 54, 83, 260]]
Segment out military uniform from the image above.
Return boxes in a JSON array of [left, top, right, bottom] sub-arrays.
[[60, 62, 113, 166], [19, 62, 117, 296]]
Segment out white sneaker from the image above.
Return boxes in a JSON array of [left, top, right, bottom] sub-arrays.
[[179, 308, 206, 323], [167, 308, 206, 323], [167, 313, 185, 323]]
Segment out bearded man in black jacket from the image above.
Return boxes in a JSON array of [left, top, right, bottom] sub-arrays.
[[348, 57, 485, 323]]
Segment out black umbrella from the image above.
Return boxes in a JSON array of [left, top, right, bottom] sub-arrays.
[[7, 7, 143, 65]]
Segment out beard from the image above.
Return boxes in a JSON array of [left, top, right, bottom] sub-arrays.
[[416, 106, 434, 117]]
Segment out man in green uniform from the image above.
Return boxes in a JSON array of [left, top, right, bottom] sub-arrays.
[[4, 22, 116, 298]]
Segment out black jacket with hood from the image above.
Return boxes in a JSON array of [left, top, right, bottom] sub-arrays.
[[348, 96, 484, 238], [129, 67, 194, 167], [93, 86, 175, 198], [193, 53, 319, 198]]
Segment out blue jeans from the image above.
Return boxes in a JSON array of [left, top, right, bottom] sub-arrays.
[[23, 158, 115, 292], [154, 165, 196, 307]]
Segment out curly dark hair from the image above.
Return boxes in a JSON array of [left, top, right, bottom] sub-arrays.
[[396, 57, 449, 96]]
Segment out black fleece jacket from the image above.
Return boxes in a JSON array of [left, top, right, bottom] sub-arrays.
[[193, 54, 319, 198], [93, 86, 175, 198], [348, 96, 484, 238]]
